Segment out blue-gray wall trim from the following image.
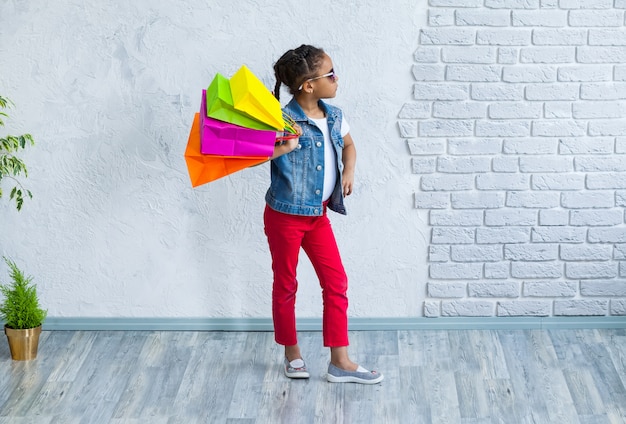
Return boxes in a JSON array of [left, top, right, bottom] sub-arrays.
[[41, 316, 626, 331]]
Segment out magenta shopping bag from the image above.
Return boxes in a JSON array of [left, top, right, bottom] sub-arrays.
[[200, 90, 277, 157]]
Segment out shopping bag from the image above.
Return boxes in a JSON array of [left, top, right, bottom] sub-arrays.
[[184, 113, 268, 187], [229, 65, 285, 131], [200, 116, 277, 157], [200, 90, 277, 157], [205, 73, 276, 131]]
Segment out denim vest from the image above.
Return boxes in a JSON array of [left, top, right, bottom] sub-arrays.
[[265, 97, 346, 216]]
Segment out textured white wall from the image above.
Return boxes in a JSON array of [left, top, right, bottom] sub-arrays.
[[0, 1, 427, 318]]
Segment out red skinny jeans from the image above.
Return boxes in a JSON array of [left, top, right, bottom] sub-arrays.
[[263, 204, 349, 348]]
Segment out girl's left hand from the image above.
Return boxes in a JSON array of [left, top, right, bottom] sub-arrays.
[[342, 170, 354, 196], [340, 133, 356, 197]]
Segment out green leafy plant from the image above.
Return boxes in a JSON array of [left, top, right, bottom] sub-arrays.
[[0, 96, 34, 211], [0, 257, 47, 329]]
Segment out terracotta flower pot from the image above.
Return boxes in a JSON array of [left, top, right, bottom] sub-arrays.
[[4, 324, 42, 361]]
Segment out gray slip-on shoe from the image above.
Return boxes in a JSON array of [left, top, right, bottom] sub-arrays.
[[326, 363, 384, 384]]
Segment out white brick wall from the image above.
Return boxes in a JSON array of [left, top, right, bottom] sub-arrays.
[[401, 2, 626, 317]]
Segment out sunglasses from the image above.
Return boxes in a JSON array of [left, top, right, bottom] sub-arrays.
[[298, 69, 337, 91]]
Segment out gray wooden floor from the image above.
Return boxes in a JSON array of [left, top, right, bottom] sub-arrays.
[[0, 329, 625, 423]]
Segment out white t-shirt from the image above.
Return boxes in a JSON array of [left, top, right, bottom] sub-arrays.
[[309, 116, 350, 201]]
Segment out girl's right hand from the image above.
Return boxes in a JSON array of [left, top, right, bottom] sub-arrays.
[[270, 124, 301, 160], [292, 123, 302, 137], [270, 134, 299, 160], [284, 136, 300, 152]]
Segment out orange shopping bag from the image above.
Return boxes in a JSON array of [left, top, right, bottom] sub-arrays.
[[184, 113, 268, 187]]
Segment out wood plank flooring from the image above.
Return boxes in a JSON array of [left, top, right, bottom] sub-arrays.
[[0, 329, 625, 423]]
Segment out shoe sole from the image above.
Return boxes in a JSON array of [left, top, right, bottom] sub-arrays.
[[326, 373, 384, 384], [285, 370, 310, 379]]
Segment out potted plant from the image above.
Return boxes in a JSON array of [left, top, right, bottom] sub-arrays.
[[0, 95, 34, 211], [0, 257, 47, 360]]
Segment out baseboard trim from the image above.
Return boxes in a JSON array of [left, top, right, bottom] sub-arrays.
[[41, 316, 626, 331]]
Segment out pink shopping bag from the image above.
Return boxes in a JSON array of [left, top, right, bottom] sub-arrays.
[[200, 90, 277, 157]]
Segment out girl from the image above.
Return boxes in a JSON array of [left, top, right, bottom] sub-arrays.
[[264, 44, 383, 384]]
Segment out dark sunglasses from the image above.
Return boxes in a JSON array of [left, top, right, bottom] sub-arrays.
[[298, 69, 337, 91]]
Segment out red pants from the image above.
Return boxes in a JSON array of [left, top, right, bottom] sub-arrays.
[[264, 204, 349, 348]]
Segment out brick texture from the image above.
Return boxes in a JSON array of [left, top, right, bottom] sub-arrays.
[[402, 3, 626, 317]]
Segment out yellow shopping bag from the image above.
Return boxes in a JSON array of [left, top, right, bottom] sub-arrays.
[[206, 73, 276, 131], [229, 65, 285, 131]]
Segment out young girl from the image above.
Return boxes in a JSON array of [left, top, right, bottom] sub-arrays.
[[264, 44, 383, 384]]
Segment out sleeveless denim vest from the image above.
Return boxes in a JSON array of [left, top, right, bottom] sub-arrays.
[[265, 97, 346, 216]]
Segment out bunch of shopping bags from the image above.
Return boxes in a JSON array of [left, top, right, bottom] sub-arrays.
[[184, 65, 298, 187]]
